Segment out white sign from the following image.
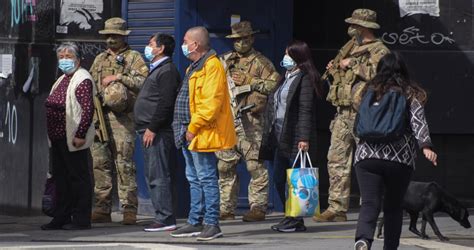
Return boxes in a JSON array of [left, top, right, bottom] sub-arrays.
[[0, 54, 13, 76], [59, 0, 103, 30], [399, 0, 440, 17]]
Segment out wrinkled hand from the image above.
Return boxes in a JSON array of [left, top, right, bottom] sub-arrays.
[[102, 75, 118, 87], [72, 137, 86, 148], [423, 148, 438, 166], [231, 71, 249, 86], [186, 131, 195, 142], [339, 58, 352, 70], [298, 141, 309, 151], [143, 129, 156, 148], [326, 60, 334, 70]]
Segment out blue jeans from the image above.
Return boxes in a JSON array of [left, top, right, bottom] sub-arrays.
[[138, 129, 176, 225], [182, 147, 220, 226]]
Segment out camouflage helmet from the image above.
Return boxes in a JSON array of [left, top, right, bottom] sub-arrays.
[[99, 17, 131, 36], [103, 82, 130, 112], [345, 9, 380, 29], [225, 21, 259, 38]]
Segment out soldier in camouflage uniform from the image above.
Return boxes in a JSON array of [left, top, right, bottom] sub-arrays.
[[216, 21, 279, 222], [313, 9, 390, 222], [89, 18, 148, 225]]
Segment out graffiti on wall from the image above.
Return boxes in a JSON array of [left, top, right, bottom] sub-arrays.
[[382, 26, 455, 46], [2, 101, 18, 144], [10, 0, 38, 28], [57, 0, 103, 33]]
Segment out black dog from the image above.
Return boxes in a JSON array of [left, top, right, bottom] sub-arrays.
[[376, 181, 471, 241]]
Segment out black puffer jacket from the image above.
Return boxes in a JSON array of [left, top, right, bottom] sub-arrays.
[[259, 72, 317, 161]]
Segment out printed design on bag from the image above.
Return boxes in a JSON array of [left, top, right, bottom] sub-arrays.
[[290, 170, 319, 215]]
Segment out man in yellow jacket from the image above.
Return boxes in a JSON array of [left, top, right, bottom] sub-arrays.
[[171, 26, 237, 241]]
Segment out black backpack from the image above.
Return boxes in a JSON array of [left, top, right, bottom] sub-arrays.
[[354, 88, 408, 143]]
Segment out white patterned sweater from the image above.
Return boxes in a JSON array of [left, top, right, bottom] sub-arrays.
[[354, 98, 433, 168]]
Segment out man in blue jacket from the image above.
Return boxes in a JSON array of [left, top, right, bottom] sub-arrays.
[[134, 33, 181, 232]]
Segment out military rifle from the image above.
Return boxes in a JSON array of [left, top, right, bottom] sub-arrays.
[[321, 37, 356, 84], [93, 85, 109, 143]]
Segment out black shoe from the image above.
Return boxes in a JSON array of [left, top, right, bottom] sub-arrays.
[[271, 217, 293, 231], [276, 218, 307, 233], [170, 223, 203, 238], [40, 222, 64, 230], [196, 224, 223, 241], [62, 223, 91, 230]]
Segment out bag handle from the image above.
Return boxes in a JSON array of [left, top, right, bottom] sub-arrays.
[[304, 151, 314, 168], [291, 149, 304, 169]]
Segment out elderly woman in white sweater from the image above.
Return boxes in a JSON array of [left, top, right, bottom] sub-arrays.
[[41, 42, 96, 230]]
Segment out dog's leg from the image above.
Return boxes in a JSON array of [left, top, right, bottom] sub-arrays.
[[407, 211, 423, 238], [420, 214, 430, 239], [376, 217, 384, 238], [423, 212, 449, 241]]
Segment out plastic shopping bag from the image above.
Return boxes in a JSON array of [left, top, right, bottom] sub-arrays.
[[285, 150, 320, 217]]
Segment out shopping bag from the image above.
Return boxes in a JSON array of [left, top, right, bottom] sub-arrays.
[[285, 150, 320, 217], [42, 172, 57, 217]]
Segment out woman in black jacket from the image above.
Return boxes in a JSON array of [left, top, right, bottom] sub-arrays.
[[259, 40, 322, 232]]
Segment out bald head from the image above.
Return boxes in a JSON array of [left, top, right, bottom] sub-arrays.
[[185, 26, 210, 51]]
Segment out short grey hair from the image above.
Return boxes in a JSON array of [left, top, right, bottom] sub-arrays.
[[56, 42, 81, 60], [187, 26, 210, 50]]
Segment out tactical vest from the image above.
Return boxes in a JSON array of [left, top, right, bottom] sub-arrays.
[[326, 40, 385, 107]]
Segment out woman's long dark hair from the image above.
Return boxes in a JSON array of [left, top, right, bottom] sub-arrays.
[[287, 40, 323, 98], [365, 52, 427, 104]]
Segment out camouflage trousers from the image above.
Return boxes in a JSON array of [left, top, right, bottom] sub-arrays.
[[92, 112, 138, 214], [326, 107, 357, 213], [216, 131, 269, 214]]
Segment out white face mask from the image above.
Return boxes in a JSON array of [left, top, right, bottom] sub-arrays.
[[280, 54, 296, 70]]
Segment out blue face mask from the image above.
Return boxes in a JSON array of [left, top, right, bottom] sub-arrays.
[[58, 59, 76, 74], [181, 44, 191, 57], [144, 46, 155, 61], [280, 55, 296, 70]]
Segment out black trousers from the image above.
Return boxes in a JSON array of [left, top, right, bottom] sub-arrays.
[[355, 159, 413, 250], [50, 138, 92, 226]]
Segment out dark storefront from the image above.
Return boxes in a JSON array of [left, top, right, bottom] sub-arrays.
[[0, 0, 473, 216]]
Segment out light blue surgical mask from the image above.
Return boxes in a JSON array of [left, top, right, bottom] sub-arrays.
[[181, 44, 191, 57], [58, 59, 76, 74], [144, 46, 155, 61], [280, 55, 296, 70]]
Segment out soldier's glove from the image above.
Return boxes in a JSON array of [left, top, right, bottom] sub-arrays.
[[231, 71, 253, 86]]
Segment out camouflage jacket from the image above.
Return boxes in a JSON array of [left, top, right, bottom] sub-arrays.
[[326, 39, 389, 108], [89, 45, 148, 95], [220, 49, 279, 95]]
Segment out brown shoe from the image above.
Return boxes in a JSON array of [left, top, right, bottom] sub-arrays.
[[312, 210, 347, 222], [122, 211, 137, 225], [219, 212, 235, 220], [242, 208, 266, 222], [91, 211, 112, 223]]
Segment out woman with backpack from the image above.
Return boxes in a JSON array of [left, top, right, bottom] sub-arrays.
[[353, 52, 437, 250], [259, 40, 322, 232]]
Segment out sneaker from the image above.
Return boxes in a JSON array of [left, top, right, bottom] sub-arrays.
[[196, 224, 223, 241], [170, 223, 203, 238], [271, 217, 293, 231], [276, 218, 307, 233], [354, 239, 369, 250], [313, 210, 347, 222], [144, 222, 177, 232]]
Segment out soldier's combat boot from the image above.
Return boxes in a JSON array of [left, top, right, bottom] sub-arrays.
[[242, 208, 266, 222], [122, 211, 137, 225], [219, 212, 235, 220], [91, 211, 112, 223], [312, 210, 347, 222]]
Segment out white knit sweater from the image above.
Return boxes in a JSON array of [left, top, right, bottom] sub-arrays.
[[49, 68, 96, 152]]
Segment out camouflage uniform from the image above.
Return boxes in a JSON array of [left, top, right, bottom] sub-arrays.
[[216, 21, 279, 218], [321, 9, 389, 217], [89, 20, 148, 217]]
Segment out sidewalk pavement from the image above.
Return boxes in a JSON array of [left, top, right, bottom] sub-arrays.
[[0, 210, 472, 250]]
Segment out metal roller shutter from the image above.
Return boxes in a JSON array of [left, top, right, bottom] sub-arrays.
[[124, 0, 175, 53]]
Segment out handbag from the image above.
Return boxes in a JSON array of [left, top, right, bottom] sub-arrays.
[[42, 172, 57, 217], [285, 149, 320, 217]]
